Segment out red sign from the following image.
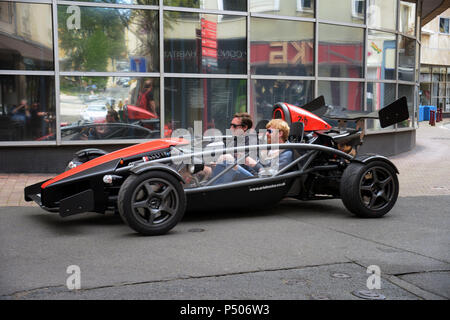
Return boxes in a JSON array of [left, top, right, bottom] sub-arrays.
[[201, 28, 217, 40], [202, 47, 217, 59], [202, 38, 217, 49], [201, 18, 217, 31]]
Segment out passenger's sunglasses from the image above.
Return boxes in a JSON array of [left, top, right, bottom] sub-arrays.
[[266, 129, 274, 134], [230, 123, 243, 128]]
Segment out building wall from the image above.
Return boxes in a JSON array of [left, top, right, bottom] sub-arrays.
[[421, 8, 450, 66], [0, 0, 422, 172]]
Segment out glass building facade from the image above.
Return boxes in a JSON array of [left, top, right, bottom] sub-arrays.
[[419, 66, 450, 112], [0, 0, 421, 145]]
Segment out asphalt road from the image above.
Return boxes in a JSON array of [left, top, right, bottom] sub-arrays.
[[1, 195, 449, 300]]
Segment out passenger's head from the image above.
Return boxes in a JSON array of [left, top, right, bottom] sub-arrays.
[[230, 112, 253, 135], [143, 79, 153, 89], [266, 119, 290, 143]]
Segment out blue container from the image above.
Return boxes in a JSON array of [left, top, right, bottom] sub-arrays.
[[418, 105, 426, 121], [422, 106, 430, 121]]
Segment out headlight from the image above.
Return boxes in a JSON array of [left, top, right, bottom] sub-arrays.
[[66, 160, 80, 171], [103, 175, 113, 184]]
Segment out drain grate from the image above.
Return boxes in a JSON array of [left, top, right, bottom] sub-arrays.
[[188, 228, 205, 233], [331, 272, 351, 279], [352, 290, 386, 300]]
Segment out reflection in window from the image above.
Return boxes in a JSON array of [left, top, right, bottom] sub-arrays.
[[0, 75, 55, 141], [0, 1, 53, 70], [419, 82, 431, 105], [165, 78, 246, 133], [250, 0, 314, 18], [367, 0, 397, 30], [440, 17, 449, 34], [366, 82, 395, 130], [318, 81, 364, 111], [398, 35, 415, 82], [73, 0, 158, 4], [59, 77, 160, 140], [164, 12, 246, 74], [367, 30, 396, 80], [398, 85, 414, 128], [318, 24, 364, 78], [58, 6, 159, 72], [399, 1, 415, 36], [251, 79, 314, 124], [164, 0, 246, 11], [250, 18, 314, 76], [318, 0, 365, 24]]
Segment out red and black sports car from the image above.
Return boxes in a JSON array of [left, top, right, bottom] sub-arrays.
[[25, 96, 409, 236]]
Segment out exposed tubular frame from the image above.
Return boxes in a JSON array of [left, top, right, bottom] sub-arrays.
[[114, 142, 353, 194]]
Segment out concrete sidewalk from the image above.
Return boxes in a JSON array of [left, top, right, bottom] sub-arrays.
[[1, 121, 449, 207]]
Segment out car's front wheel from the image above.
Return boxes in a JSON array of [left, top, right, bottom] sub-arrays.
[[118, 171, 186, 235], [340, 161, 399, 218]]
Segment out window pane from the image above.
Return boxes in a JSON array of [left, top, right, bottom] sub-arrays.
[[0, 75, 55, 141], [419, 82, 431, 105], [250, 0, 314, 18], [432, 67, 440, 82], [398, 35, 415, 82], [250, 18, 314, 76], [398, 84, 414, 128], [318, 0, 365, 24], [250, 79, 314, 123], [399, 1, 415, 36], [164, 12, 246, 74], [59, 76, 160, 140], [367, 0, 397, 30], [58, 6, 159, 72], [420, 66, 431, 82], [439, 18, 449, 34], [366, 82, 396, 130], [164, 0, 246, 11], [72, 1, 158, 4], [367, 30, 396, 80], [0, 2, 53, 70], [446, 83, 450, 112], [318, 24, 364, 78], [164, 78, 246, 133], [318, 81, 364, 111]]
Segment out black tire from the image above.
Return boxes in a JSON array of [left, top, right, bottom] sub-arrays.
[[118, 171, 186, 235], [340, 161, 399, 218]]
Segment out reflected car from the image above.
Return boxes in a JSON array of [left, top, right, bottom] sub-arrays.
[[81, 104, 107, 121], [36, 121, 159, 141]]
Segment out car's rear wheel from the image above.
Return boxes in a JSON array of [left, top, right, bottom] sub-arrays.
[[340, 161, 399, 218], [118, 171, 186, 235]]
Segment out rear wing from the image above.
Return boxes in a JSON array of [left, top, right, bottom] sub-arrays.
[[302, 96, 409, 129]]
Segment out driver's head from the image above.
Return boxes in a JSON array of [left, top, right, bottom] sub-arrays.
[[266, 119, 290, 144], [230, 112, 253, 135]]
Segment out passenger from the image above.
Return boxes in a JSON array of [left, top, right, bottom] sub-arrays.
[[244, 119, 293, 175]]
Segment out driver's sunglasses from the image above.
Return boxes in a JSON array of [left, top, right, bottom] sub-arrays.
[[230, 123, 243, 128]]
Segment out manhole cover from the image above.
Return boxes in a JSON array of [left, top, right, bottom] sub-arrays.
[[311, 294, 330, 300], [352, 290, 386, 300], [331, 272, 351, 279], [188, 228, 205, 233]]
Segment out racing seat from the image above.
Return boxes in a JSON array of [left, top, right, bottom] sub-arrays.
[[288, 121, 304, 143]]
